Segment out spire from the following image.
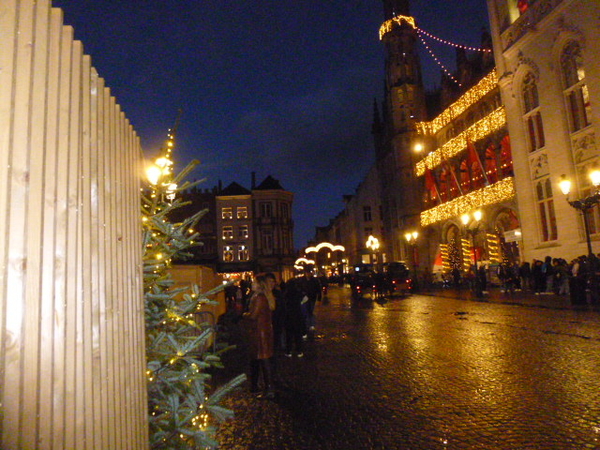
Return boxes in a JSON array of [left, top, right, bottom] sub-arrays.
[[383, 0, 410, 20]]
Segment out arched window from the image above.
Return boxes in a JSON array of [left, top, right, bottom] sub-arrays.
[[439, 169, 448, 202], [536, 178, 557, 242], [460, 159, 471, 192], [500, 135, 513, 177], [471, 161, 484, 189], [561, 41, 591, 132], [485, 144, 498, 183], [521, 73, 545, 152]]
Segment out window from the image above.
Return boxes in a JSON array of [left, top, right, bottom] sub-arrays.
[[237, 206, 248, 219], [222, 226, 233, 240], [363, 206, 372, 222], [260, 202, 272, 218], [221, 207, 232, 220], [522, 73, 545, 152], [536, 178, 558, 242], [223, 246, 234, 262], [561, 41, 591, 133], [238, 245, 249, 261], [262, 230, 273, 254], [280, 203, 289, 219], [239, 225, 249, 239]]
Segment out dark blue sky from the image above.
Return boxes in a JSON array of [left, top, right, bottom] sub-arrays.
[[52, 0, 489, 248]]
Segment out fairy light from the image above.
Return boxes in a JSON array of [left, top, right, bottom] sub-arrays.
[[417, 27, 492, 53], [420, 177, 516, 226], [440, 243, 450, 271], [416, 107, 506, 175], [418, 31, 462, 87], [416, 70, 498, 136], [487, 233, 500, 263], [461, 238, 472, 271], [379, 15, 416, 39]]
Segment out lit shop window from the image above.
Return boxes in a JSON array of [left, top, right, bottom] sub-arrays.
[[223, 246, 234, 262], [238, 245, 249, 261]]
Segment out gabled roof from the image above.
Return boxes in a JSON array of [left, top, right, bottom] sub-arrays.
[[254, 175, 284, 191], [218, 182, 251, 196]]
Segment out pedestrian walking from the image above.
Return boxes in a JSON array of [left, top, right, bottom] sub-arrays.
[[244, 274, 276, 399]]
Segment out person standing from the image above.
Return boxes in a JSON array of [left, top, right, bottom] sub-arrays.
[[282, 277, 306, 358], [298, 268, 322, 334], [245, 275, 276, 399]]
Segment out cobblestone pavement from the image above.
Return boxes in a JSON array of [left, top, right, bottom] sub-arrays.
[[213, 286, 600, 449]]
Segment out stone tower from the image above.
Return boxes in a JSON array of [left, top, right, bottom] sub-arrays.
[[374, 0, 427, 261]]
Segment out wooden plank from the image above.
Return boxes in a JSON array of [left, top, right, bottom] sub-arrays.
[[79, 52, 95, 450], [0, 0, 18, 444], [88, 67, 105, 450], [51, 24, 74, 450], [21, 1, 51, 448], [64, 38, 83, 449], [3, 0, 35, 446], [37, 9, 63, 450]]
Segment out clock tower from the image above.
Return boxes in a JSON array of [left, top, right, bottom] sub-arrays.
[[374, 0, 426, 261]]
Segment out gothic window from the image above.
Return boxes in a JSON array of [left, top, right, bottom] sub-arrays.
[[561, 41, 591, 133], [577, 164, 600, 235], [460, 159, 471, 192], [536, 178, 558, 242], [521, 73, 545, 152], [499, 136, 513, 177], [485, 145, 498, 184]]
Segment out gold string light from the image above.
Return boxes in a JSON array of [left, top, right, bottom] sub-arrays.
[[420, 177, 516, 226], [416, 70, 498, 136], [416, 107, 506, 175], [379, 15, 417, 39], [418, 31, 462, 87]]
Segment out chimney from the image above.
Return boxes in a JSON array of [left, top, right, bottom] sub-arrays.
[[251, 171, 256, 189]]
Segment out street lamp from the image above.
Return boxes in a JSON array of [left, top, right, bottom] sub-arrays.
[[404, 231, 419, 289], [559, 170, 600, 257], [366, 235, 380, 269], [461, 210, 483, 298]]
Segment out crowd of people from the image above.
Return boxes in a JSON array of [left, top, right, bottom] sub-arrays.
[[449, 254, 600, 306], [227, 269, 323, 399]]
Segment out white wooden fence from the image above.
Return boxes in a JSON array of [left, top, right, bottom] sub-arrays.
[[0, 1, 148, 448]]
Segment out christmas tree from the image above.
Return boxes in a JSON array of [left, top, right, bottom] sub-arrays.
[[143, 128, 246, 449]]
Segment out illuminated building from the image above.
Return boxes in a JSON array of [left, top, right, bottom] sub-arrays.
[[216, 174, 295, 280], [373, 0, 521, 278], [486, 0, 600, 262]]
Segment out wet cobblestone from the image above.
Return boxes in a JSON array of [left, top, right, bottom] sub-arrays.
[[214, 287, 600, 449]]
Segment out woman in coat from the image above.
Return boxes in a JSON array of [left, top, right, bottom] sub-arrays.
[[246, 274, 276, 398]]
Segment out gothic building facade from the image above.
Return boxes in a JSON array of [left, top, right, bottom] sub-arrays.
[[486, 0, 600, 262]]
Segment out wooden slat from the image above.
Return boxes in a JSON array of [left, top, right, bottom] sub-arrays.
[[1, 2, 148, 448]]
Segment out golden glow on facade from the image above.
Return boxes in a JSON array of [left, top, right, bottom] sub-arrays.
[[416, 70, 498, 136], [379, 15, 416, 39], [420, 177, 516, 226], [415, 107, 507, 175]]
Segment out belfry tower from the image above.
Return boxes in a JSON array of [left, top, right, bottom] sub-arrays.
[[373, 0, 427, 261]]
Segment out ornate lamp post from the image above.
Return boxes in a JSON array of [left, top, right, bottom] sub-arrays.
[[558, 169, 600, 257], [366, 235, 380, 270], [404, 231, 419, 289], [461, 210, 483, 298]]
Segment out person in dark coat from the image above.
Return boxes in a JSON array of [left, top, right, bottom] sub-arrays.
[[282, 277, 306, 357], [298, 269, 322, 333]]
